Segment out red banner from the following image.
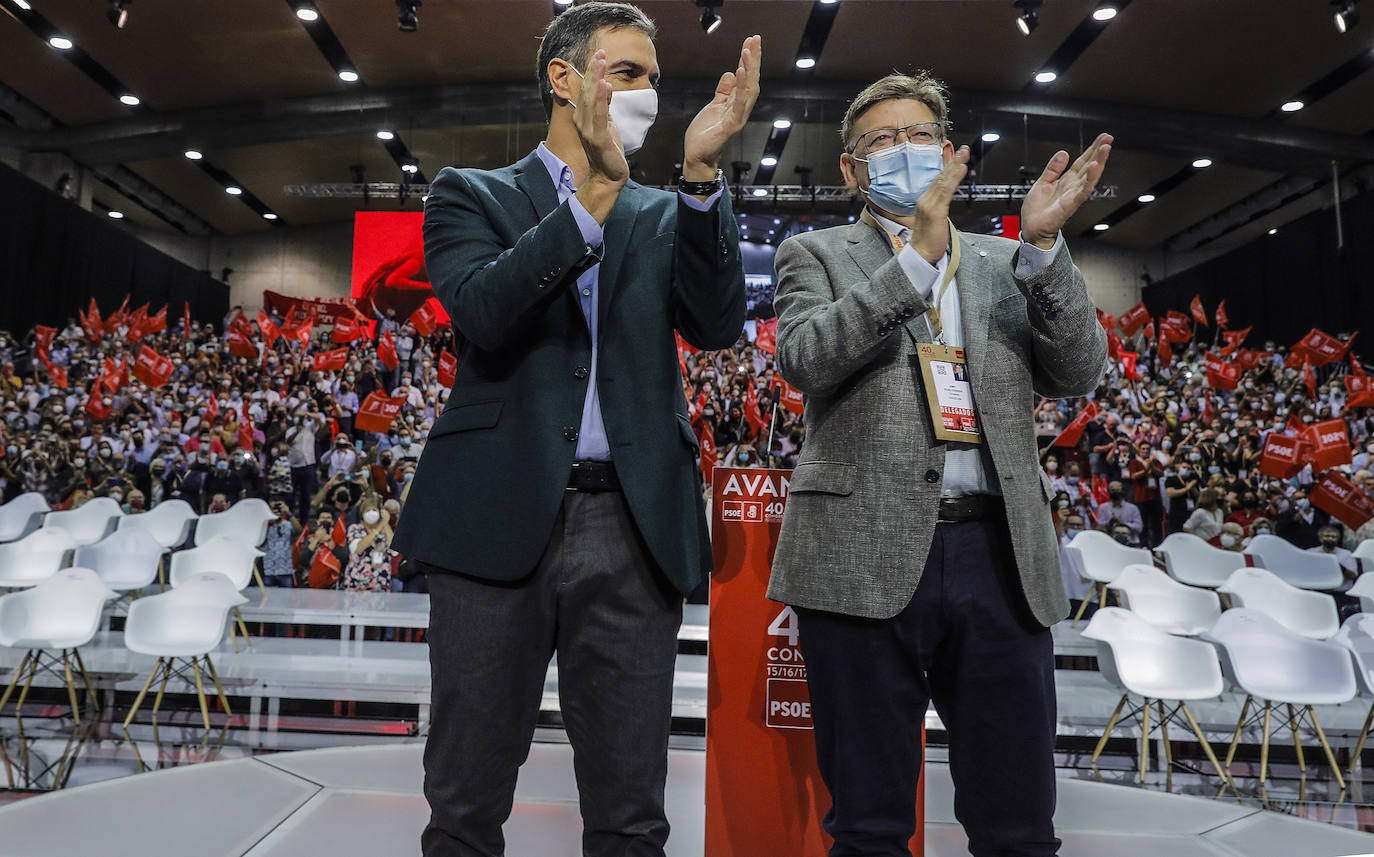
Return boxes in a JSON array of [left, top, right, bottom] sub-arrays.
[[1118, 302, 1149, 337], [378, 330, 400, 371], [1161, 311, 1193, 344], [1106, 328, 1123, 360], [1051, 401, 1099, 448], [229, 311, 254, 341], [410, 299, 440, 336], [1235, 348, 1264, 372], [1205, 354, 1239, 390], [355, 392, 406, 433], [312, 347, 349, 372], [705, 466, 924, 857], [257, 310, 280, 346], [1215, 299, 1229, 329], [332, 314, 362, 343], [85, 383, 112, 421], [1189, 295, 1208, 327], [226, 331, 258, 359], [437, 350, 456, 387], [1311, 473, 1374, 530], [1259, 432, 1307, 479], [308, 546, 342, 589], [755, 318, 777, 355], [774, 378, 805, 416], [182, 302, 191, 339], [131, 345, 174, 388], [1303, 419, 1352, 472], [1294, 328, 1343, 367], [263, 290, 362, 326]]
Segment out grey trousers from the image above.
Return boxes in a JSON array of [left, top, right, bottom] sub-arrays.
[[420, 490, 683, 857]]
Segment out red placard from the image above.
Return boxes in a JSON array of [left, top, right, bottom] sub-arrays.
[[755, 318, 777, 355], [1295, 328, 1343, 366], [355, 392, 406, 433], [1303, 419, 1352, 472], [410, 299, 440, 336], [332, 314, 362, 343], [132, 345, 174, 388], [1259, 432, 1307, 479], [312, 347, 349, 372], [1347, 373, 1374, 408], [437, 350, 456, 387], [1219, 327, 1252, 356], [226, 331, 258, 359], [378, 330, 400, 371], [1118, 302, 1149, 337], [1311, 473, 1374, 530], [1205, 354, 1240, 390], [705, 466, 923, 857], [773, 378, 805, 416], [257, 310, 280, 346]]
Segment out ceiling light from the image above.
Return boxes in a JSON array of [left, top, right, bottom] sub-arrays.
[[554, 0, 574, 4], [397, 0, 420, 32], [1137, 193, 1156, 203], [1092, 3, 1118, 21], [1093, 223, 1109, 231], [773, 218, 781, 225], [263, 213, 279, 220], [1281, 100, 1304, 112], [981, 132, 1001, 142], [768, 230, 775, 235], [773, 118, 792, 130], [752, 188, 769, 197], [1014, 0, 1043, 35], [49, 36, 73, 50], [107, 0, 130, 29], [119, 94, 140, 106], [700, 7, 722, 34], [184, 149, 203, 160], [1192, 157, 1213, 169], [820, 0, 839, 4], [1334, 0, 1359, 32], [376, 130, 395, 140], [1034, 70, 1057, 84], [338, 70, 359, 83], [107, 210, 125, 219], [1268, 227, 1278, 235], [795, 57, 816, 70], [13, 1, 31, 9], [401, 163, 419, 174], [225, 186, 243, 196], [295, 4, 319, 22], [760, 156, 778, 167]]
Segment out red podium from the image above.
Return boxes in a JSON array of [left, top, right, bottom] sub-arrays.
[[704, 466, 924, 856]]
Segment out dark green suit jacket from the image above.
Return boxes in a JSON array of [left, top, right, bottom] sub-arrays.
[[392, 150, 746, 593]]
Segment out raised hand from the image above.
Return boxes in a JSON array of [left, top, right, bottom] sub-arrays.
[[1021, 133, 1114, 248], [683, 35, 762, 180], [573, 50, 630, 187], [908, 145, 970, 264]]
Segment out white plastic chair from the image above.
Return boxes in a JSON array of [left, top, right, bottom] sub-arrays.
[[1081, 607, 1233, 788], [168, 535, 264, 650], [1203, 608, 1356, 787], [41, 497, 123, 547], [1329, 614, 1374, 775], [121, 571, 246, 731], [193, 498, 274, 548], [1355, 540, 1374, 576], [0, 493, 49, 543], [1156, 532, 1247, 589], [1217, 568, 1340, 640], [0, 528, 76, 588], [1107, 564, 1222, 636], [1063, 530, 1154, 626], [0, 568, 117, 726], [1243, 533, 1344, 590], [1350, 573, 1374, 614], [75, 528, 165, 593], [117, 500, 197, 551]]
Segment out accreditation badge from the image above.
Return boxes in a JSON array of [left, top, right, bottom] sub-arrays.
[[915, 343, 983, 444]]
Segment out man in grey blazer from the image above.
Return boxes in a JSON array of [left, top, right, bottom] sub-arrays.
[[768, 73, 1111, 856]]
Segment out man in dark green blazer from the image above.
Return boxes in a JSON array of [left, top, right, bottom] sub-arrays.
[[392, 4, 760, 855]]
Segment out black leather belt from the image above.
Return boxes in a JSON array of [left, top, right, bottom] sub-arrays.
[[937, 494, 1004, 522], [567, 460, 620, 493]]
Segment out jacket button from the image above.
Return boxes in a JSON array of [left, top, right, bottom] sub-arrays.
[[573, 366, 590, 380], [563, 427, 579, 442], [1031, 285, 1045, 296], [545, 265, 563, 279], [925, 469, 940, 484]]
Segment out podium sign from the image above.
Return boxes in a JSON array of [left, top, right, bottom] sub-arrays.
[[705, 466, 923, 856]]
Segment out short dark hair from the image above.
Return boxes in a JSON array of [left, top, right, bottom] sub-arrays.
[[537, 2, 656, 120]]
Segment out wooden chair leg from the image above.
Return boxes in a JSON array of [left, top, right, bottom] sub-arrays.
[[1158, 700, 1173, 771], [1287, 704, 1306, 774], [1308, 706, 1346, 791], [72, 649, 99, 714], [149, 658, 174, 724], [1180, 701, 1236, 792], [190, 657, 211, 731], [60, 650, 80, 725], [1259, 701, 1272, 784], [1140, 697, 1152, 783], [1071, 584, 1099, 628], [122, 658, 163, 729], [1092, 693, 1129, 765], [1225, 695, 1252, 768], [0, 651, 33, 715], [14, 651, 42, 731], [203, 656, 232, 718], [1349, 700, 1374, 777]]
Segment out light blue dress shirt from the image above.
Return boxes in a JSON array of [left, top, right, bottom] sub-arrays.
[[533, 143, 720, 461]]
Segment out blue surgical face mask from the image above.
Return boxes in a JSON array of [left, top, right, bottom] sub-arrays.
[[854, 142, 945, 216]]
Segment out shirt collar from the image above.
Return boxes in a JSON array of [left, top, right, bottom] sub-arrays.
[[866, 205, 950, 265], [535, 142, 576, 193]]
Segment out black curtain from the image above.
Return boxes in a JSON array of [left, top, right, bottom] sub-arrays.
[[1143, 188, 1372, 349], [0, 162, 228, 336]]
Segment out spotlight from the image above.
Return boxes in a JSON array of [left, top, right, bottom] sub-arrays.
[[338, 70, 359, 83], [752, 188, 769, 197], [397, 0, 420, 32], [263, 213, 279, 221], [108, 210, 125, 219], [1092, 3, 1118, 21], [795, 57, 816, 69], [1192, 157, 1213, 169], [401, 163, 419, 174], [119, 94, 140, 106], [225, 186, 243, 196], [981, 132, 1001, 142], [1093, 223, 1109, 231], [1334, 0, 1359, 32], [107, 0, 131, 29], [1268, 227, 1278, 235], [184, 149, 203, 160], [13, 0, 30, 9], [697, 0, 723, 34], [49, 36, 73, 50], [1034, 70, 1057, 84], [1014, 0, 1043, 35], [773, 218, 781, 225], [295, 3, 319, 22], [773, 118, 792, 130], [1137, 193, 1156, 203], [554, 0, 574, 4], [1281, 100, 1304, 112], [760, 156, 778, 167], [376, 130, 395, 140]]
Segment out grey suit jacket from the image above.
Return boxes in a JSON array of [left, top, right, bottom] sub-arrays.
[[766, 220, 1108, 627]]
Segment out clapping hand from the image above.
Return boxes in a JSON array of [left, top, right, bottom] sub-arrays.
[[1020, 133, 1113, 249], [682, 35, 762, 181], [572, 50, 630, 187]]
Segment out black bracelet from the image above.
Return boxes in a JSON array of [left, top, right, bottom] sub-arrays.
[[678, 169, 724, 196]]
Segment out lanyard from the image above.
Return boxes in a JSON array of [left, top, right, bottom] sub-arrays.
[[860, 208, 961, 342]]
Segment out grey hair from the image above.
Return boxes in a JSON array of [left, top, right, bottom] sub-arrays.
[[537, 2, 657, 120]]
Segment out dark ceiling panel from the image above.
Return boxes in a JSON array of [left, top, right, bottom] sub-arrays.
[[0, 8, 124, 124], [1092, 163, 1280, 250], [1287, 71, 1374, 136], [126, 158, 268, 235]]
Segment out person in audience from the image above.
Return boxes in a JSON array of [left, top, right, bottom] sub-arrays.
[[263, 500, 300, 588], [1276, 487, 1327, 548], [320, 434, 358, 480], [1127, 440, 1164, 547], [1309, 523, 1359, 580], [1218, 521, 1245, 552], [1094, 480, 1142, 542], [342, 496, 393, 594], [1183, 487, 1225, 545]]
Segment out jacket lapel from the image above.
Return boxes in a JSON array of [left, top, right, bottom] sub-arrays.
[[844, 220, 892, 283], [953, 231, 992, 388], [512, 150, 557, 222], [595, 182, 640, 332]]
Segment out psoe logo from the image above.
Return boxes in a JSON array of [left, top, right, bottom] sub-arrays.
[[720, 500, 763, 522]]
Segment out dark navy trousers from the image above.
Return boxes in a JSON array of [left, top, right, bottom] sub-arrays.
[[795, 514, 1061, 857]]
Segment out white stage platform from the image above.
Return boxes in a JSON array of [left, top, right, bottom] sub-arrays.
[[1, 741, 1373, 857]]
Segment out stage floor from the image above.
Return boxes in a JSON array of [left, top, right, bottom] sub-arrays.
[[1, 741, 1373, 857]]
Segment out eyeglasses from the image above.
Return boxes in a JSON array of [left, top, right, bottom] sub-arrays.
[[850, 121, 948, 155]]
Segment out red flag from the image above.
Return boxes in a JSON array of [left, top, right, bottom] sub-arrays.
[[331, 315, 361, 343], [115, 355, 131, 390], [1235, 348, 1264, 372], [1161, 311, 1193, 344], [226, 331, 258, 359], [41, 359, 68, 389], [1303, 360, 1317, 399], [755, 318, 777, 355], [131, 345, 174, 388], [744, 383, 767, 437], [1285, 412, 1305, 437], [229, 311, 254, 341], [1142, 320, 1155, 341], [1106, 328, 1123, 361], [1302, 419, 1352, 472], [695, 421, 717, 481], [675, 332, 701, 357], [355, 392, 406, 433], [1157, 335, 1173, 370], [293, 316, 315, 345], [1051, 401, 1099, 447], [1202, 394, 1214, 425], [1096, 308, 1117, 334], [309, 546, 342, 589], [1295, 328, 1344, 366], [34, 325, 56, 358], [1190, 295, 1208, 327], [1347, 373, 1374, 409], [206, 393, 219, 423], [775, 378, 805, 415], [437, 350, 456, 387], [1311, 472, 1374, 530], [182, 302, 191, 339], [312, 347, 349, 372], [410, 300, 439, 336], [80, 307, 102, 344], [378, 330, 399, 371], [257, 310, 280, 346], [1259, 432, 1306, 479], [1092, 474, 1110, 505], [1219, 326, 1252, 356], [331, 518, 346, 547], [1119, 351, 1140, 380], [237, 401, 254, 452], [1205, 353, 1240, 389], [85, 384, 112, 421], [146, 305, 167, 334], [1118, 303, 1149, 337], [1215, 299, 1229, 329]]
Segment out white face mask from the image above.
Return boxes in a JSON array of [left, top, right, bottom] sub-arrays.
[[1220, 533, 1237, 548], [564, 64, 659, 156], [363, 509, 381, 525], [854, 142, 944, 217]]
